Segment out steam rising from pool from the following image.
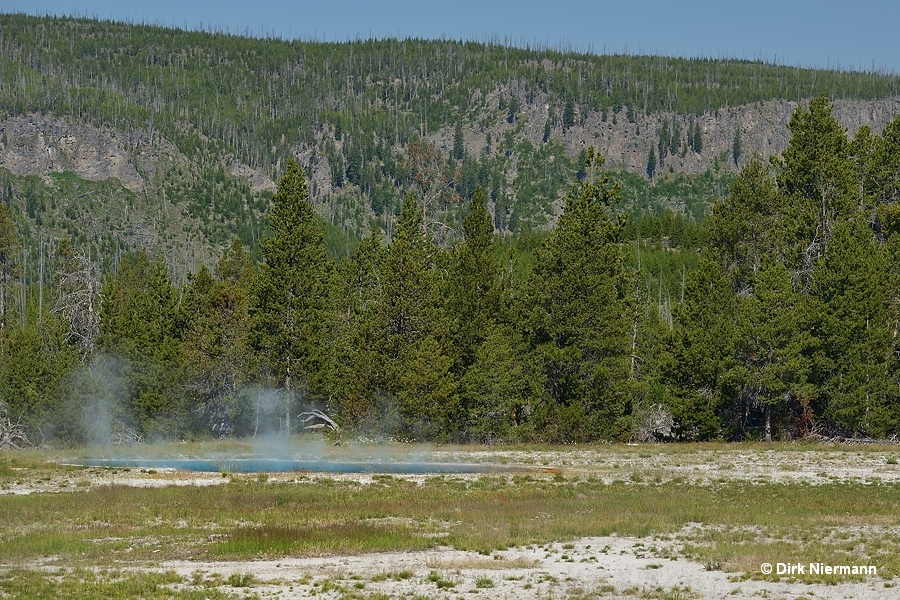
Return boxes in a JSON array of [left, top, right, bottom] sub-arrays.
[[64, 356, 528, 475]]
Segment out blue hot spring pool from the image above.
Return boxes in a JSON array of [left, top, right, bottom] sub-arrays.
[[74, 458, 532, 474]]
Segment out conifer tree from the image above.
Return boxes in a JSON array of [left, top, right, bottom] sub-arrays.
[[97, 252, 183, 437], [446, 186, 500, 370], [664, 256, 737, 439], [735, 262, 812, 442], [525, 148, 632, 441], [810, 222, 899, 436], [872, 115, 900, 227], [777, 95, 855, 283], [563, 97, 576, 130], [445, 186, 511, 439], [375, 194, 455, 439], [458, 324, 535, 442], [657, 120, 670, 166], [181, 240, 256, 436], [669, 117, 681, 156], [345, 143, 363, 186], [706, 159, 780, 291], [0, 310, 78, 440], [452, 119, 465, 160], [253, 158, 333, 432], [329, 229, 388, 430], [646, 147, 657, 180]]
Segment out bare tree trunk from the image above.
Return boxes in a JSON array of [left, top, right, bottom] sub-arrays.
[[253, 384, 261, 438], [765, 404, 772, 443], [284, 374, 292, 434], [0, 259, 6, 338], [629, 317, 638, 379], [38, 235, 43, 324]]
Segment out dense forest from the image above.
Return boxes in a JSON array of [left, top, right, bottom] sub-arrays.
[[2, 92, 900, 444]]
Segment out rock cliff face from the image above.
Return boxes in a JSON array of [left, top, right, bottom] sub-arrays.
[[615, 96, 900, 174], [0, 115, 146, 192], [437, 92, 900, 176], [0, 114, 275, 196]]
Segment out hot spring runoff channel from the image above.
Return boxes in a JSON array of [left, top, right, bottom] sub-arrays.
[[72, 458, 534, 474]]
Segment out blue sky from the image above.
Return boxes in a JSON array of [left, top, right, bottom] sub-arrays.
[[4, 1, 899, 73]]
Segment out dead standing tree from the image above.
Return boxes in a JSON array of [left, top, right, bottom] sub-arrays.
[[0, 417, 30, 449], [404, 140, 462, 245], [0, 402, 31, 449], [51, 241, 100, 362]]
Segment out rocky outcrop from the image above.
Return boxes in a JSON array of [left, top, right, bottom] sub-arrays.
[[0, 115, 146, 192], [228, 158, 276, 194], [436, 92, 900, 177], [0, 114, 277, 196]]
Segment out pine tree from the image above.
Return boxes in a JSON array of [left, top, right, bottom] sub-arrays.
[[871, 115, 900, 226], [458, 324, 536, 442], [375, 194, 455, 439], [705, 159, 780, 292], [181, 241, 256, 436], [732, 126, 742, 166], [253, 158, 334, 432], [452, 119, 465, 160], [657, 120, 670, 166], [97, 252, 184, 437], [646, 147, 657, 180], [214, 238, 256, 284], [345, 143, 363, 186], [777, 95, 855, 281], [669, 117, 681, 156], [446, 186, 500, 370], [525, 148, 632, 441], [664, 256, 737, 439], [810, 222, 899, 436], [329, 229, 388, 430], [445, 186, 508, 438], [735, 262, 812, 442], [0, 311, 78, 440], [563, 97, 576, 130]]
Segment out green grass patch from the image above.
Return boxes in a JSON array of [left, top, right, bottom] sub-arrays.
[[0, 569, 235, 600], [214, 520, 432, 557]]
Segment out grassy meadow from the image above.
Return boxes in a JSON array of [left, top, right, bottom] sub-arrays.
[[1, 443, 899, 598]]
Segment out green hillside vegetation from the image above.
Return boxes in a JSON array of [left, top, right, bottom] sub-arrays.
[[0, 14, 895, 273], [2, 95, 900, 444], [3, 13, 896, 165]]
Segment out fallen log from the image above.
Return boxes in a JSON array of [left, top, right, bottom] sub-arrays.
[[298, 410, 341, 432]]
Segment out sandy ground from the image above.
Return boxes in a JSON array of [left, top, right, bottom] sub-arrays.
[[153, 535, 896, 599], [6, 445, 900, 598]]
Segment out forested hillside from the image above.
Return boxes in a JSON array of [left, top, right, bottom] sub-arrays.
[[1, 15, 899, 445], [1, 13, 898, 274]]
